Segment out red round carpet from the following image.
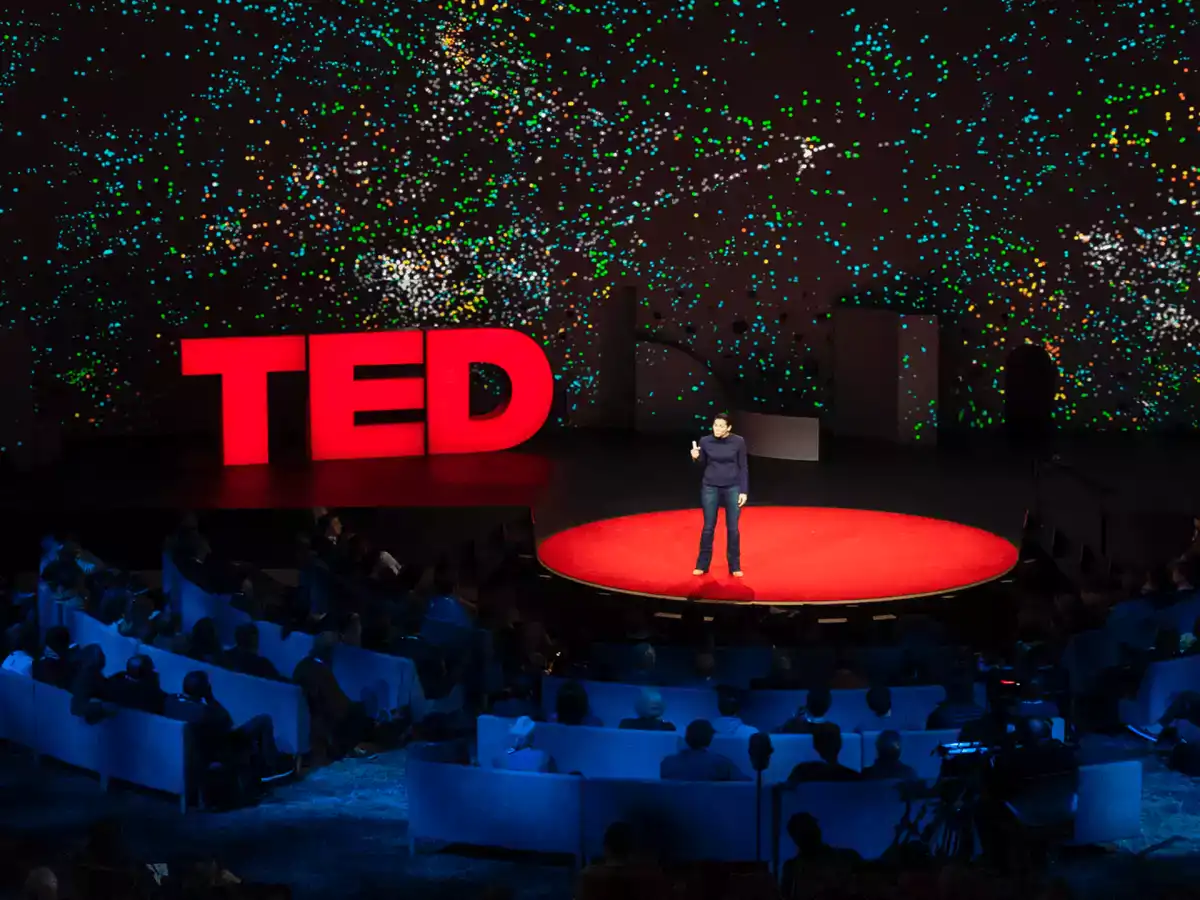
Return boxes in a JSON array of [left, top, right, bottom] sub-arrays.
[[537, 507, 1018, 604]]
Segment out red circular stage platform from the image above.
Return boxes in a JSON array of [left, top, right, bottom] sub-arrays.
[[537, 507, 1018, 604]]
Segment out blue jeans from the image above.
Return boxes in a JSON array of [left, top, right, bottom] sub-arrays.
[[696, 484, 741, 572]]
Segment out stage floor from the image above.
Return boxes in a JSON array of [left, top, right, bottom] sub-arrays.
[[537, 507, 1019, 605]]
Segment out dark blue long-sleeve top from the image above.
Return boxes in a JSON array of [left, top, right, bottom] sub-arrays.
[[697, 434, 749, 494]]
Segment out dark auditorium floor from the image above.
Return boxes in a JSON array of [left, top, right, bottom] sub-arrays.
[[5, 735, 1200, 899]]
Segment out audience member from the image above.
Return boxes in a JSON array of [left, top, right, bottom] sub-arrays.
[[69, 645, 118, 724], [830, 654, 869, 689], [626, 642, 658, 684], [777, 685, 837, 735], [712, 686, 757, 738], [104, 654, 167, 715], [164, 670, 284, 782], [116, 594, 158, 642], [424, 568, 476, 630], [861, 730, 917, 780], [292, 632, 373, 761], [926, 675, 985, 732], [660, 719, 749, 781], [32, 626, 77, 688], [619, 688, 676, 731], [1170, 558, 1195, 592], [494, 715, 555, 772], [576, 822, 667, 900], [490, 674, 542, 720], [217, 622, 283, 681], [864, 684, 893, 723], [693, 650, 717, 686], [751, 650, 805, 690], [785, 727, 860, 784], [186, 617, 222, 663], [21, 867, 57, 900], [779, 812, 861, 900], [554, 679, 603, 726], [2, 626, 38, 677]]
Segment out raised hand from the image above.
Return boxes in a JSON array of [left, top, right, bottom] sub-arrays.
[[690, 440, 701, 460]]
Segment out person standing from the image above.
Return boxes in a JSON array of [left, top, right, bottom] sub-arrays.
[[689, 413, 748, 577]]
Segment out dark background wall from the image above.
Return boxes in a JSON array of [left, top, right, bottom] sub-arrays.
[[1, 0, 1197, 447]]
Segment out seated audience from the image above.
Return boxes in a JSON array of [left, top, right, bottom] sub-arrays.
[[104, 654, 167, 715], [69, 645, 118, 724], [864, 684, 892, 724], [619, 688, 676, 731], [186, 617, 223, 663], [163, 670, 284, 780], [2, 626, 38, 677], [751, 650, 805, 690], [423, 567, 476, 629], [780, 813, 862, 900], [1009, 673, 1061, 723], [861, 730, 917, 781], [830, 654, 869, 689], [712, 686, 757, 738], [777, 685, 837, 735], [32, 626, 77, 688], [576, 821, 667, 900], [490, 674, 542, 720], [494, 715, 555, 772], [1170, 558, 1195, 592], [292, 632, 373, 761], [313, 513, 351, 574], [21, 867, 57, 900], [693, 650, 717, 687], [116, 594, 158, 642], [216, 622, 283, 681], [660, 719, 750, 781], [554, 679, 603, 726], [785, 726, 860, 784], [625, 642, 658, 685], [926, 675, 985, 732]]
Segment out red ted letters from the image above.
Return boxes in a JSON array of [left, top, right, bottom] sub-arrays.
[[181, 328, 554, 466]]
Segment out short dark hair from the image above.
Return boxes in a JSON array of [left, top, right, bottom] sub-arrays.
[[876, 729, 902, 762], [714, 412, 732, 428], [44, 626, 72, 656], [126, 654, 154, 680], [235, 622, 260, 650], [812, 725, 842, 763], [685, 718, 716, 750], [182, 670, 210, 699], [555, 680, 592, 725], [717, 686, 742, 718], [805, 685, 832, 718]]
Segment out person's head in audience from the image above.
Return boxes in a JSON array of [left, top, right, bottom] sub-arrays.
[[311, 631, 339, 664], [120, 595, 157, 642], [555, 679, 594, 725], [182, 669, 213, 702], [1015, 715, 1053, 746], [866, 685, 892, 719], [634, 688, 666, 723], [77, 644, 106, 676], [509, 715, 537, 752], [43, 626, 72, 660], [717, 686, 744, 721], [1142, 567, 1166, 595], [786, 812, 825, 855], [812, 726, 843, 765], [875, 730, 903, 765], [189, 617, 221, 660], [694, 650, 716, 681], [601, 821, 634, 864], [22, 867, 57, 900], [125, 654, 157, 684], [803, 685, 832, 722], [234, 622, 261, 654], [432, 567, 458, 598], [632, 642, 655, 675], [684, 718, 716, 751]]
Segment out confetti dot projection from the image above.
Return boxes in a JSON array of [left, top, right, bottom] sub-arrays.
[[0, 0, 1197, 441]]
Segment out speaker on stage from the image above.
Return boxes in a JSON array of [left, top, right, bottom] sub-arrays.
[[832, 308, 939, 445]]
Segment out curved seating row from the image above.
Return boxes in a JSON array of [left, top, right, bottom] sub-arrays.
[[541, 676, 950, 733], [589, 642, 955, 689], [0, 670, 191, 813], [406, 756, 1143, 866], [476, 715, 958, 782], [66, 609, 310, 755], [169, 567, 435, 721]]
